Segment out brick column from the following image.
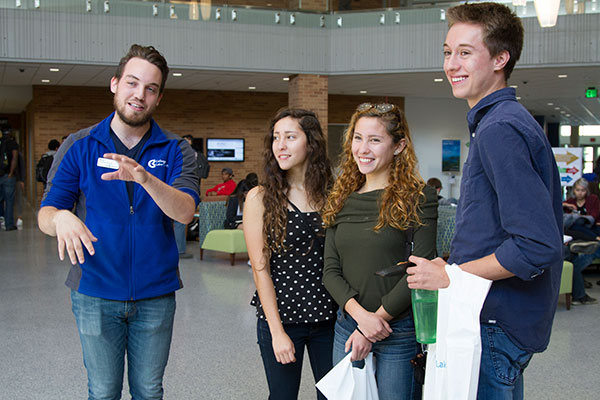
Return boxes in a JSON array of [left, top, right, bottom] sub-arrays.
[[288, 74, 328, 136]]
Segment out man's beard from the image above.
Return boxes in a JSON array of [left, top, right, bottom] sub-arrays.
[[114, 97, 154, 127]]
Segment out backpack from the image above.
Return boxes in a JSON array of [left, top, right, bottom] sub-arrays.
[[36, 154, 54, 183], [197, 151, 210, 179]]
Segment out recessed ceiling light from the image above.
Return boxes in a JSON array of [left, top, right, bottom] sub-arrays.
[[434, 78, 443, 82], [566, 114, 571, 117], [554, 107, 560, 110], [516, 96, 521, 100], [49, 68, 60, 72], [510, 85, 518, 88], [360, 90, 367, 94], [41, 79, 50, 83], [547, 102, 554, 106], [282, 77, 290, 81], [248, 86, 256, 90], [172, 72, 182, 77], [558, 74, 568, 78]]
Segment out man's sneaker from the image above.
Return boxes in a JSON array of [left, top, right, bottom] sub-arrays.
[[572, 294, 598, 305], [569, 240, 600, 254], [0, 216, 4, 230], [16, 218, 23, 230]]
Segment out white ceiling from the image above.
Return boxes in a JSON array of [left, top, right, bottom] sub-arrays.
[[1, 61, 599, 126]]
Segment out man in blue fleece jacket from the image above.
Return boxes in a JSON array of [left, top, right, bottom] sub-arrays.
[[38, 44, 199, 399]]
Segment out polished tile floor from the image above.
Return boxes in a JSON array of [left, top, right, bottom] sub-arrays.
[[1, 206, 599, 399]]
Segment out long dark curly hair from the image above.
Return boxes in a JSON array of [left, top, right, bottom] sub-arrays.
[[261, 108, 332, 262], [322, 104, 425, 231]]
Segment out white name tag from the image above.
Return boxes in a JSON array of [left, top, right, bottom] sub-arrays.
[[97, 157, 119, 170]]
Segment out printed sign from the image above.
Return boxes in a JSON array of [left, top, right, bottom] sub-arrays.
[[553, 147, 582, 186]]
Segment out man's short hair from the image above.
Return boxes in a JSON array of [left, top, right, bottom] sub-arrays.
[[48, 139, 60, 151], [447, 2, 523, 81], [427, 177, 442, 190], [114, 44, 169, 94]]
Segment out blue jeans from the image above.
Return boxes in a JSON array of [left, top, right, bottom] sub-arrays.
[[173, 221, 186, 254], [71, 290, 176, 400], [332, 310, 420, 400], [0, 175, 16, 229], [257, 318, 335, 400], [570, 245, 600, 300], [478, 324, 533, 400]]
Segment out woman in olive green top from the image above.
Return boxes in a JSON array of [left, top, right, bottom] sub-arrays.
[[322, 103, 437, 400]]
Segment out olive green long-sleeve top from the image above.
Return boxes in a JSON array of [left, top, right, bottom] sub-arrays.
[[323, 186, 438, 319]]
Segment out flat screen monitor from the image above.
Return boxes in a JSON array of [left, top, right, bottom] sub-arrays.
[[206, 138, 245, 162]]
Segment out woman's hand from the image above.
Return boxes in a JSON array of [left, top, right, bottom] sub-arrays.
[[345, 330, 373, 361], [272, 331, 296, 364], [563, 202, 577, 211], [354, 311, 392, 342]]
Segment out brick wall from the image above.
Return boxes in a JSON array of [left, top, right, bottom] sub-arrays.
[[288, 74, 329, 135], [28, 85, 403, 205]]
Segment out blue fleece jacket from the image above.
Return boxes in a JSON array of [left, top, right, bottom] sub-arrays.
[[42, 113, 200, 301]]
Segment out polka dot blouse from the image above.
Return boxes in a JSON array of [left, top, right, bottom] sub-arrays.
[[251, 210, 337, 324]]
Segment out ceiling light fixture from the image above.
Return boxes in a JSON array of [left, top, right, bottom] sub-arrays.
[[282, 77, 290, 81], [534, 0, 560, 27], [49, 68, 60, 72], [248, 86, 256, 90], [173, 72, 182, 77], [434, 78, 443, 82], [516, 96, 522, 100], [547, 102, 554, 106], [360, 90, 367, 94], [554, 107, 560, 110], [41, 79, 50, 83], [558, 74, 568, 78], [510, 85, 518, 88]]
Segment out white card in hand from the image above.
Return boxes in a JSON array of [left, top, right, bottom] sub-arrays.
[[97, 157, 119, 170]]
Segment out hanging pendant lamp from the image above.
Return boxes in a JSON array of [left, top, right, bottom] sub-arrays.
[[534, 0, 561, 27]]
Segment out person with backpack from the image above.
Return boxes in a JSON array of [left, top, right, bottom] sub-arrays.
[[36, 139, 60, 188], [0, 126, 19, 231]]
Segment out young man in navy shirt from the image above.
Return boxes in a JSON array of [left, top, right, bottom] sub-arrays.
[[407, 3, 563, 399]]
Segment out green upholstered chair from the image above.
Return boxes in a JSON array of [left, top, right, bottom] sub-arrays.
[[559, 261, 573, 310], [200, 229, 247, 265], [437, 205, 457, 260], [196, 201, 227, 244]]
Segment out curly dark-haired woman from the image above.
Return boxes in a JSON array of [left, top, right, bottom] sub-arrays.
[[243, 108, 337, 400], [322, 103, 437, 400]]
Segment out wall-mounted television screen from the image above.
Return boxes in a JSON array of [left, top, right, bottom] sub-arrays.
[[206, 138, 245, 162]]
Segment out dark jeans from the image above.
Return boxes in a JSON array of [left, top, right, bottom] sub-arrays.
[[567, 218, 600, 241], [0, 175, 16, 229], [257, 318, 335, 400]]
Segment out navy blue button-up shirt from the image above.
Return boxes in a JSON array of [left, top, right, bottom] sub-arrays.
[[449, 88, 563, 353]]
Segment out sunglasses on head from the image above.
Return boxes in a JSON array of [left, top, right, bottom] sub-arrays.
[[356, 103, 396, 113]]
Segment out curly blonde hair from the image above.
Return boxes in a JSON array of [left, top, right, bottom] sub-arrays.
[[261, 109, 333, 262], [322, 104, 425, 231]]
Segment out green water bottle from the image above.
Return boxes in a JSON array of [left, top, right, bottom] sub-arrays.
[[411, 289, 438, 344]]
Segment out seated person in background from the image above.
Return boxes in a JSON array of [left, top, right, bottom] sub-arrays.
[[224, 178, 256, 229], [205, 167, 236, 196], [563, 239, 598, 305], [563, 178, 600, 242], [426, 177, 457, 206], [245, 172, 258, 187]]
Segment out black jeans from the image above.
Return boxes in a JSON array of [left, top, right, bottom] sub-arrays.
[[257, 318, 335, 400]]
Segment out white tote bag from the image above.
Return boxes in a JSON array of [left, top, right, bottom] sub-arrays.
[[423, 264, 492, 400], [316, 352, 379, 400]]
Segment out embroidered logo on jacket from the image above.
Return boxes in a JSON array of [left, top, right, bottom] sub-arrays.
[[148, 159, 168, 168]]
